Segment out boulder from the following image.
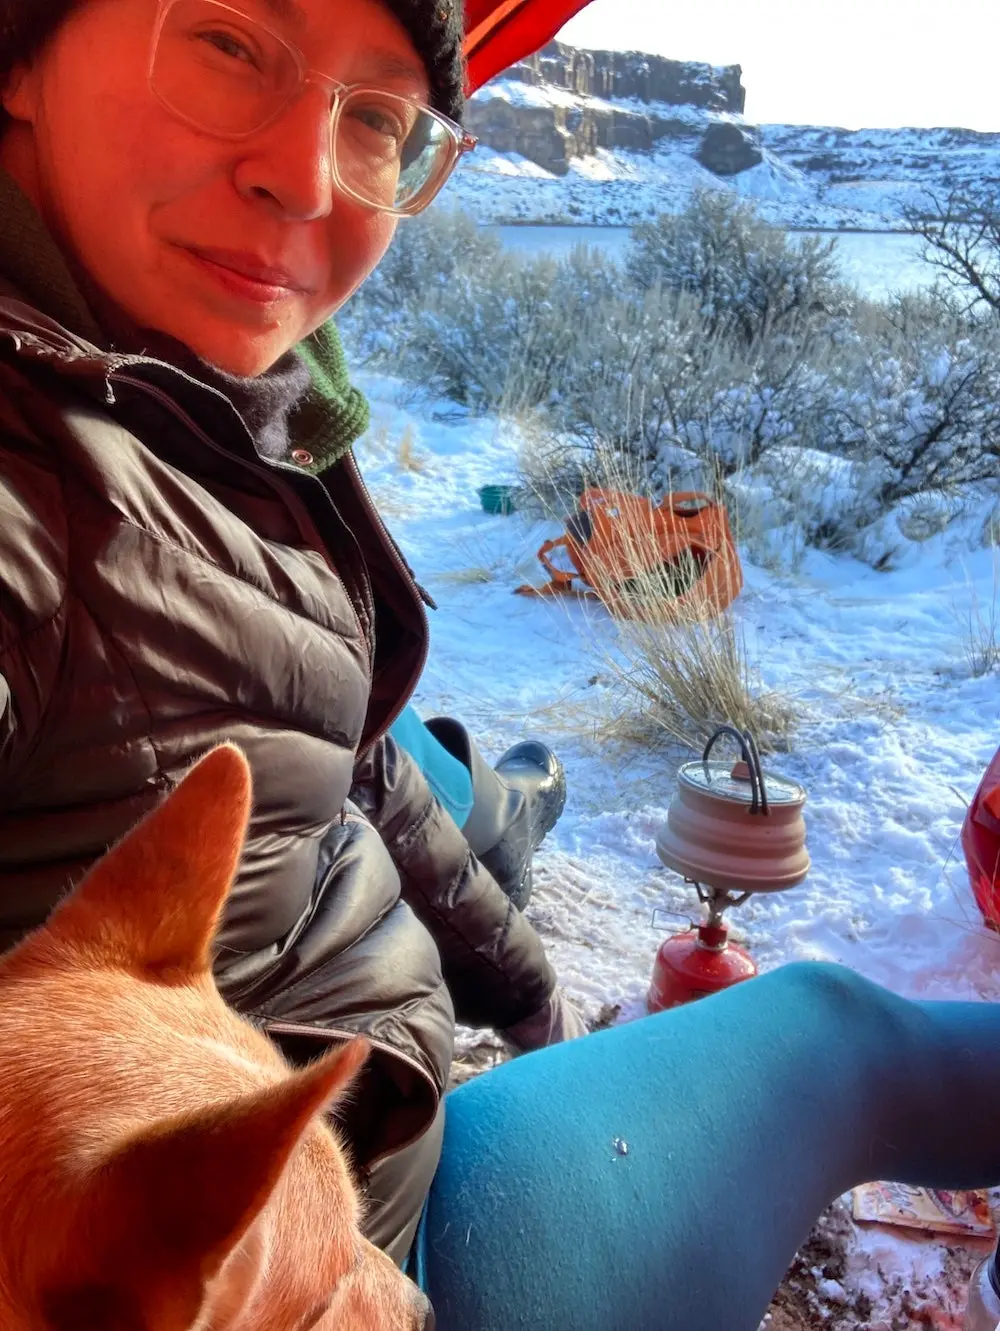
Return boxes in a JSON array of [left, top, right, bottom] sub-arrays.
[[696, 122, 763, 176]]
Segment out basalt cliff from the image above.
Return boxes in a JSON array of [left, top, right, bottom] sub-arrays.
[[453, 41, 1000, 230]]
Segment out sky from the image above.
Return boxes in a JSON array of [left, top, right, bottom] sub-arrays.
[[558, 0, 1000, 132]]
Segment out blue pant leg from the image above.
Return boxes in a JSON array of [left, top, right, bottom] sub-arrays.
[[389, 705, 474, 829], [420, 962, 1000, 1331]]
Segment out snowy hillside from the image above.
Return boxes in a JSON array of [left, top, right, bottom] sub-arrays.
[[445, 68, 1000, 231]]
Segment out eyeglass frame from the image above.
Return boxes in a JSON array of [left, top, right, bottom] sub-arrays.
[[147, 0, 478, 217]]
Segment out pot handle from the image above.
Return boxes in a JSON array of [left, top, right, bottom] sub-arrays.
[[701, 725, 769, 816]]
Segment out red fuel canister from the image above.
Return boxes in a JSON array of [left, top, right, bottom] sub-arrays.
[[647, 921, 758, 1012]]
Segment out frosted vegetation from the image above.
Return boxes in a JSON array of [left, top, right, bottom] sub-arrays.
[[342, 189, 1000, 574]]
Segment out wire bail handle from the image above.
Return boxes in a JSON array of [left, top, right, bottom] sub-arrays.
[[701, 724, 770, 817]]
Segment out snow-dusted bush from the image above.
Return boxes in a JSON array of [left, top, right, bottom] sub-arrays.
[[343, 210, 622, 413], [528, 282, 843, 493], [418, 248, 624, 412], [342, 207, 504, 345], [539, 285, 720, 462], [724, 446, 883, 570], [821, 294, 1000, 513], [342, 204, 1000, 570], [625, 190, 849, 347], [658, 328, 843, 481]]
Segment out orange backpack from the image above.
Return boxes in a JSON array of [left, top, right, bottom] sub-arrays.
[[516, 489, 743, 620]]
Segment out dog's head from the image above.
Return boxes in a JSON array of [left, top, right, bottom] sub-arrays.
[[0, 746, 432, 1331]]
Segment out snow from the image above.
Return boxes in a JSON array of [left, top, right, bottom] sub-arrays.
[[352, 368, 1000, 1324], [482, 76, 728, 126], [476, 76, 618, 113]]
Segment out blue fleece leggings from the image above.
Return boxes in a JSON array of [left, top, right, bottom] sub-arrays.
[[388, 705, 474, 829], [416, 963, 1000, 1330]]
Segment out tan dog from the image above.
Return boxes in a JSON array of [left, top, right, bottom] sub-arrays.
[[0, 745, 433, 1331]]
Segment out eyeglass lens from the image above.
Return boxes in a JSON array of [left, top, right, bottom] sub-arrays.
[[151, 0, 456, 212]]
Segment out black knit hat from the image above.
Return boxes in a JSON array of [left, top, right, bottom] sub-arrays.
[[382, 0, 466, 123], [0, 0, 466, 125]]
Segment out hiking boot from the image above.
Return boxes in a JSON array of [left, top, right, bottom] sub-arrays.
[[424, 719, 567, 911]]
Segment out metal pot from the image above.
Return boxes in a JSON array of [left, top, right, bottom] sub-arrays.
[[655, 725, 809, 896]]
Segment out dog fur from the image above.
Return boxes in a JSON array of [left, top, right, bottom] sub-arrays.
[[0, 745, 432, 1330]]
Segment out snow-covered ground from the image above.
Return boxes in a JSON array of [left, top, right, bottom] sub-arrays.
[[449, 75, 1000, 232], [354, 370, 1000, 1326]]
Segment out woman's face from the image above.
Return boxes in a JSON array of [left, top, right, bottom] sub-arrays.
[[0, 0, 427, 374]]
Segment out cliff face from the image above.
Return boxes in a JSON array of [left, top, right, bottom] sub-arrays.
[[449, 45, 1000, 229], [516, 41, 746, 112], [466, 41, 747, 177]]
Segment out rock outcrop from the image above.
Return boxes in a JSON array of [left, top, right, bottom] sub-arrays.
[[451, 43, 1000, 229], [467, 41, 747, 177], [512, 42, 745, 112], [696, 123, 763, 175]]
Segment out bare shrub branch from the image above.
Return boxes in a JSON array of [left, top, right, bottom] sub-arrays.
[[902, 186, 1000, 317]]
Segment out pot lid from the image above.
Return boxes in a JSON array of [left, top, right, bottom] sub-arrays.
[[678, 760, 806, 808]]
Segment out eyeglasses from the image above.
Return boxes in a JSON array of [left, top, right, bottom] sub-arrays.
[[148, 0, 477, 216]]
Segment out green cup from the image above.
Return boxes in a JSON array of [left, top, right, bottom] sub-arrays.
[[478, 484, 518, 516]]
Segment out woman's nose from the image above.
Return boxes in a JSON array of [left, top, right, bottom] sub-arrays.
[[232, 84, 340, 222]]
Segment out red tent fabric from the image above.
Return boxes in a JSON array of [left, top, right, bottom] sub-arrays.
[[463, 0, 597, 95]]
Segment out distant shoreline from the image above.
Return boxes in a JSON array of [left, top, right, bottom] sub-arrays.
[[488, 219, 907, 236], [786, 226, 908, 236]]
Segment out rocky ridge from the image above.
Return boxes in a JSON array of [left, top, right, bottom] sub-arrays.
[[454, 42, 1000, 231], [466, 41, 757, 177]]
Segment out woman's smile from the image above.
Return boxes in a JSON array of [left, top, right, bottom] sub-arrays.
[[178, 242, 317, 306]]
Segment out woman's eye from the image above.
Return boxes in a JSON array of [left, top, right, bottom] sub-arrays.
[[197, 28, 260, 68], [350, 105, 405, 142]]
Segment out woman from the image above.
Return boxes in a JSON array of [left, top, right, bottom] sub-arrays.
[[1, 2, 1000, 1328], [0, 0, 583, 1266]]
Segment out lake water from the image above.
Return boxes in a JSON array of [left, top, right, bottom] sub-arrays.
[[491, 225, 936, 302]]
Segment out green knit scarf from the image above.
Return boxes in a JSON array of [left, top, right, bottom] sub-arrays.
[[294, 322, 370, 472]]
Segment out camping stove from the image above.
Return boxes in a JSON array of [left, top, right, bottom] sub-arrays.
[[647, 725, 809, 1012]]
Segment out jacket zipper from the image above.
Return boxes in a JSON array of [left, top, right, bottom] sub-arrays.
[[342, 452, 431, 751]]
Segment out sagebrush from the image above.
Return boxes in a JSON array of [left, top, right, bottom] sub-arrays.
[[342, 191, 1000, 565]]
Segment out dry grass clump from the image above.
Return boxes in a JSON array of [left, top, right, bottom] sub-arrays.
[[395, 425, 425, 472], [962, 541, 1000, 677], [438, 566, 499, 586], [605, 612, 796, 753], [517, 436, 797, 753], [964, 604, 1000, 678]]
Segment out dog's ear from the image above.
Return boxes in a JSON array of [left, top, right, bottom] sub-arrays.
[[29, 745, 251, 981], [47, 1038, 370, 1329]]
